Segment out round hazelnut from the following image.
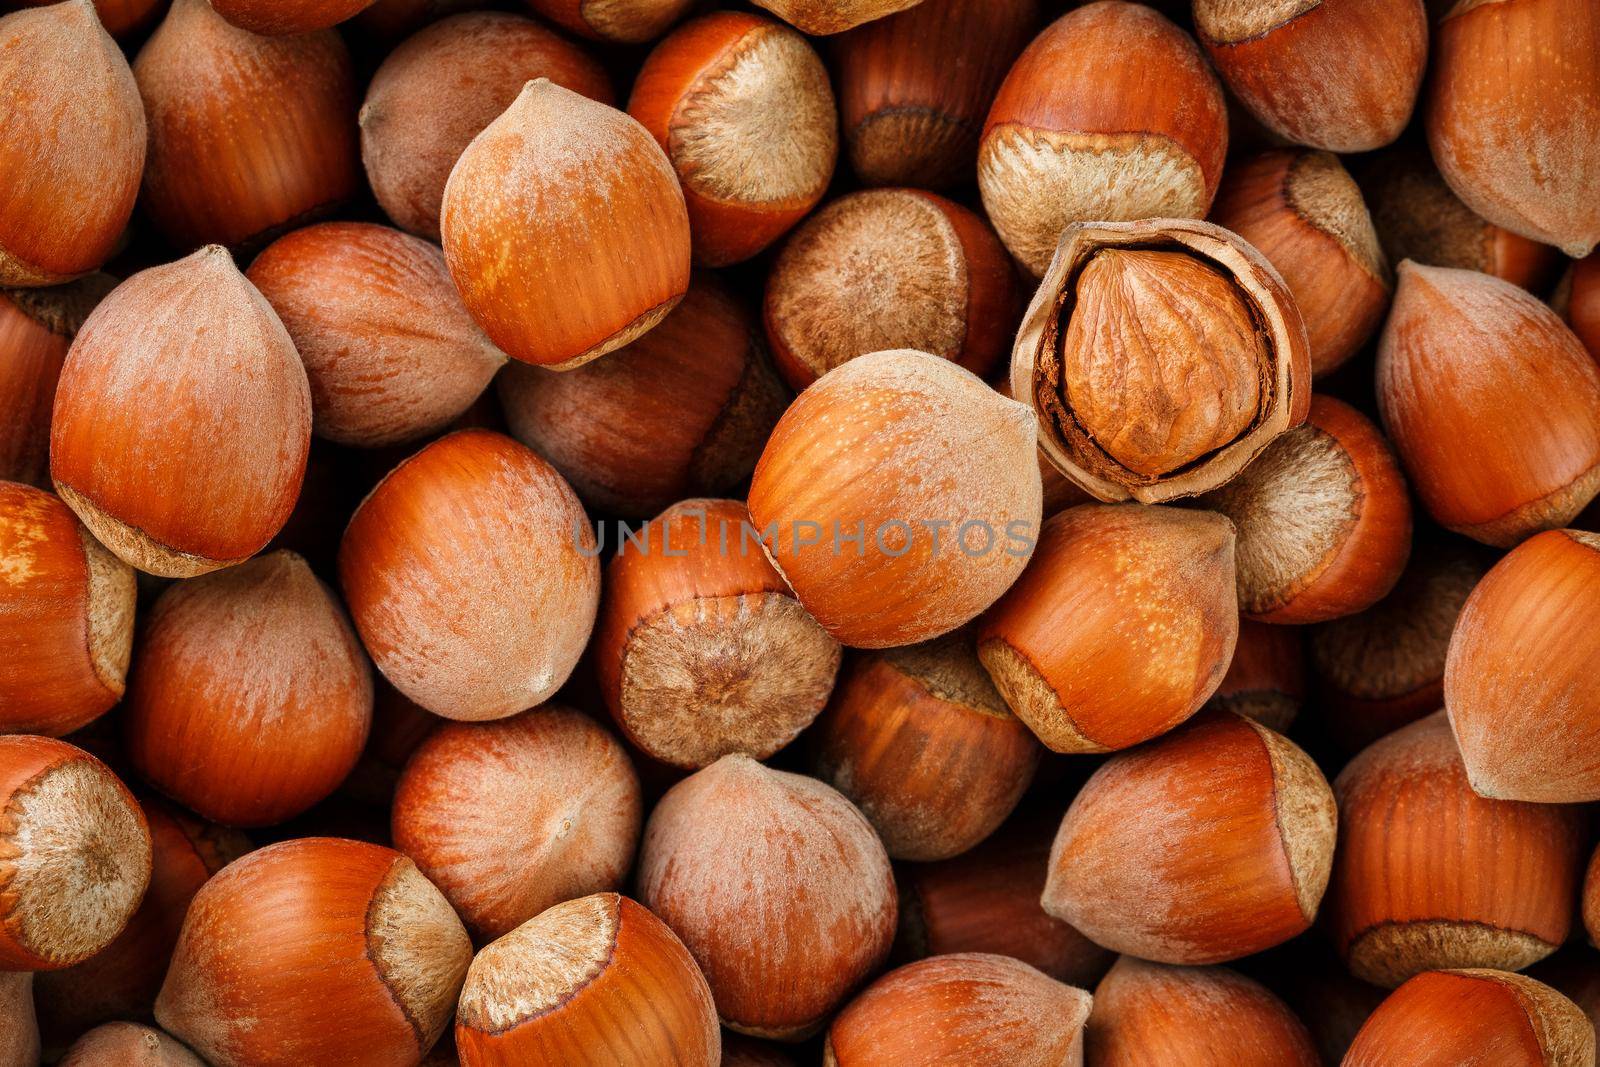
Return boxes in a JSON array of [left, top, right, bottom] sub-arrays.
[[1557, 251, 1600, 361], [59, 1024, 206, 1067], [0, 973, 37, 1067], [455, 893, 718, 1066], [752, 0, 924, 35], [1205, 618, 1307, 733], [523, 0, 692, 43], [762, 189, 1017, 389], [638, 754, 897, 1039], [207, 0, 372, 33], [725, 1037, 798, 1067]]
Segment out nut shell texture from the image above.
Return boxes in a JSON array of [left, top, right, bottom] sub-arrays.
[[208, 0, 375, 34]]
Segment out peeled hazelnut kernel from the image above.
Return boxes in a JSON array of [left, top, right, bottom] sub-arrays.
[[0, 1, 144, 287], [1194, 0, 1426, 154], [976, 504, 1239, 754], [359, 12, 613, 242], [338, 430, 600, 722], [442, 79, 691, 370], [0, 973, 37, 1067], [1557, 252, 1600, 362], [1377, 262, 1600, 547], [1205, 618, 1306, 733], [1329, 712, 1586, 989], [524, 0, 692, 43], [638, 754, 897, 1039], [59, 1024, 206, 1067], [246, 223, 506, 449], [1014, 218, 1311, 504], [809, 634, 1040, 861], [1344, 969, 1594, 1067], [123, 551, 373, 827], [1210, 150, 1392, 377], [1043, 711, 1336, 965], [752, 0, 923, 35], [979, 2, 1228, 276], [1445, 529, 1600, 803], [391, 707, 642, 939], [0, 483, 135, 737], [748, 349, 1042, 650], [499, 275, 786, 519], [834, 0, 1038, 190], [762, 190, 1018, 390], [157, 838, 471, 1067], [823, 953, 1092, 1066], [594, 499, 841, 770], [134, 0, 361, 253], [629, 12, 838, 267], [455, 893, 717, 1066], [1088, 956, 1320, 1067], [1427, 0, 1600, 258], [0, 736, 152, 971], [208, 0, 372, 33]]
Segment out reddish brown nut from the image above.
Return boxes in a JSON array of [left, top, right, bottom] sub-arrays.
[[246, 223, 505, 448], [638, 754, 897, 1039], [1012, 218, 1311, 503], [1087, 956, 1320, 1066], [753, 0, 923, 34], [133, 0, 360, 252], [834, 0, 1038, 189], [498, 275, 786, 519], [593, 499, 840, 769], [629, 12, 837, 267], [1377, 262, 1600, 547], [523, 0, 692, 42], [979, 2, 1227, 275], [360, 12, 613, 242], [123, 551, 373, 827], [1043, 711, 1336, 965], [1210, 150, 1391, 377], [3, 0, 167, 37], [1205, 618, 1306, 732], [1194, 0, 1426, 153], [1344, 969, 1594, 1067], [0, 973, 37, 1067], [762, 190, 1017, 389], [391, 707, 642, 939], [442, 79, 690, 370], [338, 429, 600, 722], [976, 504, 1238, 753], [0, 483, 134, 737], [59, 1024, 205, 1067], [1427, 0, 1600, 258], [1330, 712, 1586, 988], [823, 953, 1091, 1066], [208, 0, 372, 33], [0, 736, 151, 971], [0, 1, 143, 287], [1196, 395, 1412, 624], [455, 893, 717, 1067], [1558, 252, 1600, 362]]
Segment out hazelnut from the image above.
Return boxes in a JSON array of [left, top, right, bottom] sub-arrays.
[[246, 222, 506, 449], [1377, 262, 1600, 546], [1195, 395, 1412, 624], [747, 349, 1042, 649], [0, 736, 152, 971], [4, 0, 165, 37], [1012, 218, 1311, 503], [762, 190, 1018, 390], [1329, 712, 1586, 987], [1193, 0, 1427, 153], [1043, 711, 1336, 964], [0, 973, 37, 1067], [523, 0, 692, 43], [1557, 251, 1600, 361], [1087, 956, 1320, 1066], [208, 0, 372, 33], [823, 953, 1091, 1066], [629, 12, 838, 267], [752, 0, 924, 35], [133, 0, 361, 252], [637, 754, 897, 1039], [0, 0, 144, 287], [1210, 150, 1392, 377], [58, 1024, 206, 1067], [156, 838, 472, 1067], [441, 79, 691, 370], [391, 706, 642, 939], [1344, 969, 1593, 1067], [1205, 618, 1307, 733], [834, 0, 1038, 190], [809, 633, 1041, 861], [976, 504, 1239, 753], [339, 682, 440, 809], [498, 275, 786, 519], [979, 2, 1227, 275], [593, 498, 841, 769], [0, 482, 135, 737], [338, 429, 600, 722], [455, 894, 718, 1066], [123, 551, 373, 827], [1427, 0, 1600, 257], [359, 11, 613, 242]]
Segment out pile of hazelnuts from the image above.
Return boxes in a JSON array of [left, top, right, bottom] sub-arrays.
[[3, 0, 1600, 1063]]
